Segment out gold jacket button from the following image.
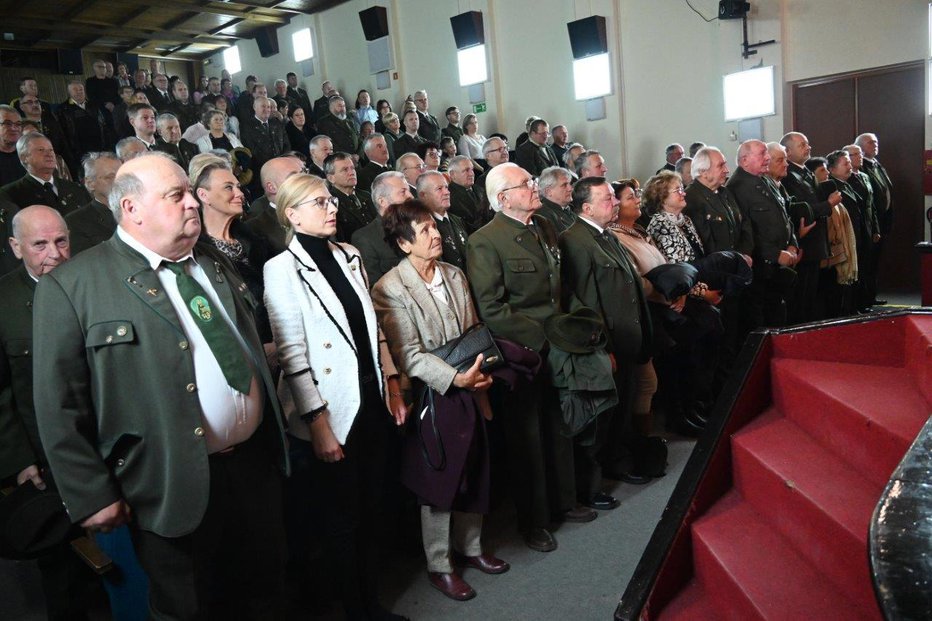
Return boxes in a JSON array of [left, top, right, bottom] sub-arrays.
[[194, 427, 205, 437], [116, 326, 127, 337], [186, 383, 197, 392], [179, 340, 189, 350]]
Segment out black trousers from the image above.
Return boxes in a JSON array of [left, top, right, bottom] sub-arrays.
[[501, 369, 575, 531], [788, 261, 821, 325], [131, 435, 286, 621], [305, 377, 397, 621]]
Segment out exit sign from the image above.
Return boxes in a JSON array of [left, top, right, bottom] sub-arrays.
[[472, 102, 487, 113]]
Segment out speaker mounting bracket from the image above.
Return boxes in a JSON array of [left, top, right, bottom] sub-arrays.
[[741, 14, 775, 59]]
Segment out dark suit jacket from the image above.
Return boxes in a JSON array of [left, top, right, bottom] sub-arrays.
[[245, 205, 287, 255], [448, 182, 489, 234], [0, 200, 19, 277], [144, 87, 173, 111], [0, 174, 91, 217], [781, 162, 832, 263], [165, 100, 200, 131], [466, 212, 562, 352], [153, 138, 199, 172], [57, 101, 112, 173], [0, 267, 42, 480], [536, 197, 577, 234], [356, 160, 391, 194], [684, 181, 753, 255], [244, 194, 270, 222], [330, 184, 377, 242], [726, 166, 797, 266], [312, 96, 330, 124], [860, 158, 892, 234], [33, 236, 288, 536], [240, 117, 290, 171], [819, 177, 870, 246], [559, 219, 651, 363], [515, 140, 559, 177], [64, 200, 116, 255], [416, 111, 442, 143], [434, 213, 469, 271], [442, 124, 464, 147], [848, 171, 880, 239], [316, 114, 360, 156], [351, 216, 401, 289], [392, 132, 425, 157], [286, 87, 312, 118]]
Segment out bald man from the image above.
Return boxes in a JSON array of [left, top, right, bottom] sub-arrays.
[[33, 152, 288, 619], [726, 140, 799, 328], [245, 155, 305, 253], [0, 205, 93, 618]]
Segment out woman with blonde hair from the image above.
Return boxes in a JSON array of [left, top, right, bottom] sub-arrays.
[[263, 173, 409, 621]]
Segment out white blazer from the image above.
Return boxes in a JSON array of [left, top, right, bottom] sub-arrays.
[[263, 237, 397, 444], [196, 132, 243, 154]]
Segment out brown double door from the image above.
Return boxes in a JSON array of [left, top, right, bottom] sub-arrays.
[[791, 61, 924, 293]]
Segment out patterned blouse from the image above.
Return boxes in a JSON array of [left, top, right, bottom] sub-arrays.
[[646, 210, 705, 263]]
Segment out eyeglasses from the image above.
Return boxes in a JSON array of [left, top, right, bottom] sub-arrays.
[[488, 146, 509, 154], [295, 196, 339, 210], [0, 121, 23, 129], [669, 186, 686, 195], [20, 100, 40, 106], [403, 163, 428, 172], [501, 178, 539, 193]]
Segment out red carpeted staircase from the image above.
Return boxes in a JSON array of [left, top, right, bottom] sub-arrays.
[[660, 314, 932, 620]]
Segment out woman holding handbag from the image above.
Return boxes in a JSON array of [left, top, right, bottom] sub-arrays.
[[371, 199, 510, 602], [263, 173, 410, 621]]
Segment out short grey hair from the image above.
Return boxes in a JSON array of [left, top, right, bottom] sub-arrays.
[[416, 170, 445, 196], [538, 166, 571, 198], [82, 151, 120, 180], [574, 149, 601, 177], [309, 134, 331, 152], [482, 137, 505, 158], [274, 79, 286, 88], [115, 136, 147, 161], [855, 133, 876, 149], [691, 146, 723, 178], [674, 157, 692, 176], [108, 152, 174, 222], [15, 131, 49, 164], [446, 155, 471, 173], [485, 162, 519, 212], [665, 143, 684, 157], [156, 112, 178, 130], [0, 104, 19, 117], [395, 153, 421, 172], [362, 132, 386, 153], [371, 171, 405, 206], [563, 142, 584, 167]]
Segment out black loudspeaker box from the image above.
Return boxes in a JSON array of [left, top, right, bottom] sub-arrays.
[[719, 0, 751, 19], [566, 16, 607, 60], [57, 49, 83, 75], [450, 11, 484, 50], [255, 26, 280, 58], [359, 6, 389, 41]]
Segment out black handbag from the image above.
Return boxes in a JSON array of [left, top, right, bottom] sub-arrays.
[[428, 323, 506, 374]]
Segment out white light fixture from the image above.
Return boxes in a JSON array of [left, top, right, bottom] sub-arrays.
[[457, 45, 488, 86], [573, 53, 612, 100], [223, 46, 241, 75], [723, 65, 775, 121], [293, 28, 313, 63]]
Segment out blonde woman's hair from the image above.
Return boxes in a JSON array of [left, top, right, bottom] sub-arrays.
[[275, 173, 328, 243]]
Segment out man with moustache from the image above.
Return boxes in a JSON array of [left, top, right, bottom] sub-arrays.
[[316, 95, 360, 157], [33, 152, 288, 619]]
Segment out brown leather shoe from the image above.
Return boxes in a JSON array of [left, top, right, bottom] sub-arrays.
[[523, 527, 558, 552], [453, 551, 511, 574], [428, 571, 476, 601], [560, 505, 598, 523]]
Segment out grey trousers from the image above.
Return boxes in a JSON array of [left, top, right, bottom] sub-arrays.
[[421, 506, 483, 573]]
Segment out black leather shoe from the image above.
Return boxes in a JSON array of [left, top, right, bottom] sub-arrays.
[[558, 505, 598, 523], [872, 299, 887, 305], [583, 492, 620, 510], [428, 571, 476, 601], [604, 469, 652, 485], [523, 527, 557, 552]]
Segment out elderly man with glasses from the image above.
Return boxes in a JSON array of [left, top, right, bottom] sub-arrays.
[[467, 162, 590, 554]]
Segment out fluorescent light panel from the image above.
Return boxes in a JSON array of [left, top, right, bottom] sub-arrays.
[[723, 65, 775, 121], [223, 46, 241, 75], [457, 45, 488, 86], [293, 28, 313, 63], [573, 53, 612, 100]]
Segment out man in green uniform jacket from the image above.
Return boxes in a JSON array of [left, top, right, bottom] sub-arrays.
[[33, 153, 289, 619]]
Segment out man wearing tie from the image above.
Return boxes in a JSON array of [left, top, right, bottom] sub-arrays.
[[417, 170, 469, 271], [127, 103, 158, 150], [559, 176, 652, 510], [325, 151, 377, 242], [241, 96, 290, 181], [855, 132, 892, 306], [516, 119, 559, 177], [0, 133, 90, 217], [32, 152, 289, 619]]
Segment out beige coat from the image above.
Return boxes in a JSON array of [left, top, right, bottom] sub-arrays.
[[371, 259, 479, 395]]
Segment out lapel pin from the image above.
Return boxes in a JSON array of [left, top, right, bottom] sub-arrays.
[[147, 288, 158, 296]]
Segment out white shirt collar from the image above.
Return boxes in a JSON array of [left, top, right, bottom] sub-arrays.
[[30, 173, 53, 186], [117, 226, 193, 271], [579, 215, 605, 234]]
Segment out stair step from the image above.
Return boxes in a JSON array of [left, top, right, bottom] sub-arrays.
[[692, 491, 875, 621], [731, 408, 883, 613], [657, 579, 718, 621], [904, 316, 932, 404], [771, 358, 928, 486]]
